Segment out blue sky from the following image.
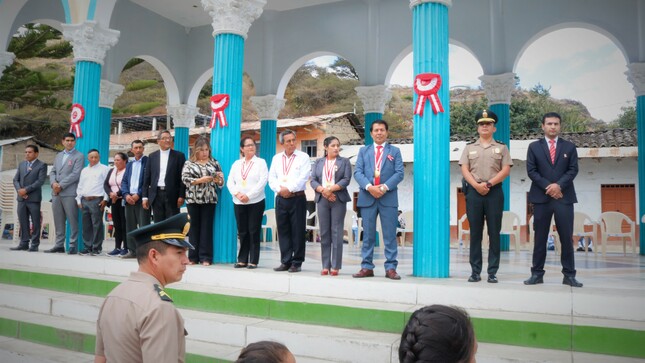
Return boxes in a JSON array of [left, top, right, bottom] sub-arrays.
[[315, 28, 633, 122]]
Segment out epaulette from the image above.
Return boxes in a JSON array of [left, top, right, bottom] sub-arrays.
[[154, 284, 173, 302], [466, 140, 476, 145], [495, 139, 505, 145]]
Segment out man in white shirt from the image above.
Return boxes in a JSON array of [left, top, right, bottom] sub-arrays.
[[76, 149, 110, 255], [268, 130, 311, 273]]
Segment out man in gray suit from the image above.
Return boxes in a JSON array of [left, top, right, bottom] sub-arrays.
[[11, 145, 47, 252], [46, 132, 84, 254]]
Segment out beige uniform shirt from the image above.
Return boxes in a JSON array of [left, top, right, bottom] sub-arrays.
[[459, 139, 513, 182], [95, 271, 187, 363]]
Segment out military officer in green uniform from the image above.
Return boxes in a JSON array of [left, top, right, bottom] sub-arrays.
[[95, 213, 194, 363], [459, 110, 512, 284]]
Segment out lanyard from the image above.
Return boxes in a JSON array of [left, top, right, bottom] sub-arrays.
[[324, 158, 336, 184], [282, 153, 296, 176], [241, 160, 254, 181]]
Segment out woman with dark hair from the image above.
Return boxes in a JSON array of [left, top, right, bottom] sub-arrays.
[[236, 341, 295, 363], [310, 136, 352, 276], [399, 305, 477, 363], [181, 136, 224, 265], [227, 137, 268, 269], [104, 152, 128, 256]]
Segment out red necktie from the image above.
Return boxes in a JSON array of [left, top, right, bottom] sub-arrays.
[[549, 139, 556, 164], [374, 145, 383, 185]]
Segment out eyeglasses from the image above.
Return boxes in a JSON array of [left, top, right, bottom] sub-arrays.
[[159, 137, 172, 141], [243, 144, 255, 148]]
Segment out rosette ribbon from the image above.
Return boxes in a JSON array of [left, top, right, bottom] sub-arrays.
[[210, 94, 230, 128], [69, 103, 85, 138], [413, 73, 444, 116]]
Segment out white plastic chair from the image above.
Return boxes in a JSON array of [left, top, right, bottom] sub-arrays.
[[261, 208, 277, 243], [40, 201, 55, 240], [344, 211, 358, 246], [599, 211, 636, 256], [457, 214, 470, 249], [500, 211, 522, 253], [306, 210, 319, 242], [572, 211, 597, 255], [396, 210, 413, 248], [528, 215, 559, 254]]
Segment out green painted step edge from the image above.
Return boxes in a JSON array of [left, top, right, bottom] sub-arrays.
[[1, 268, 643, 358], [0, 316, 230, 362]]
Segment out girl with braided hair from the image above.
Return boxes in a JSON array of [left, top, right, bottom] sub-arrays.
[[399, 305, 477, 363]]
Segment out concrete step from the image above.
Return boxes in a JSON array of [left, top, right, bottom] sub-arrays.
[[0, 337, 94, 363]]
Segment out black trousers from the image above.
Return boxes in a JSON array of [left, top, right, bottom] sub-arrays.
[[276, 194, 307, 266], [152, 189, 180, 223], [111, 200, 126, 250], [187, 203, 215, 263], [531, 199, 576, 278], [235, 199, 265, 264], [466, 185, 503, 276], [17, 201, 41, 248]]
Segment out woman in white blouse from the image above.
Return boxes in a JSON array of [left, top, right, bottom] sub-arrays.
[[227, 137, 268, 269]]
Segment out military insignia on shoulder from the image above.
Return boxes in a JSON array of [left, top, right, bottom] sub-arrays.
[[154, 284, 173, 302], [495, 139, 505, 145], [466, 140, 475, 145]]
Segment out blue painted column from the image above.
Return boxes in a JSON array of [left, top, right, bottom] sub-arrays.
[[251, 95, 286, 211], [167, 105, 197, 159], [481, 73, 515, 251], [63, 21, 119, 250], [203, 0, 265, 263], [411, 0, 450, 277], [356, 85, 392, 145], [99, 80, 124, 164], [627, 63, 645, 255]]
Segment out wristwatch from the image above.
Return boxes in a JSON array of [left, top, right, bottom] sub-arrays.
[[486, 182, 493, 189]]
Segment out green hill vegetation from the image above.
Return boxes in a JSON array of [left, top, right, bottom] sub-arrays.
[[0, 24, 636, 147]]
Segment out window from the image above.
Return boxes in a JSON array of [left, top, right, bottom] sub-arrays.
[[301, 139, 317, 158]]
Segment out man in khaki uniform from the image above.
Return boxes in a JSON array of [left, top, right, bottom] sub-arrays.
[[94, 213, 194, 363], [459, 110, 512, 284]]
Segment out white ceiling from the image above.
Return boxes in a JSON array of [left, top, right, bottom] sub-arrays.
[[129, 0, 344, 28]]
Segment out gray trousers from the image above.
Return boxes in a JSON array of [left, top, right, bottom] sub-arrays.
[[17, 201, 41, 248], [51, 195, 79, 249], [125, 202, 151, 252], [317, 198, 347, 270], [81, 198, 104, 252]]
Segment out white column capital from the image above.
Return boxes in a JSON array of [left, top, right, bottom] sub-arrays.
[[0, 52, 15, 74], [201, 0, 266, 39], [626, 63, 645, 97], [410, 0, 452, 9], [355, 85, 392, 114], [99, 80, 124, 109], [62, 21, 120, 65], [250, 94, 285, 120], [167, 105, 198, 129], [479, 72, 516, 105]]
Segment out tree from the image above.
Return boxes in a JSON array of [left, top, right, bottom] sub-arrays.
[[610, 105, 636, 128], [329, 58, 359, 80]]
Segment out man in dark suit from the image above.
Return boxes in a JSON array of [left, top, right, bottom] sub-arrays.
[[524, 112, 583, 288], [47, 132, 84, 254], [353, 120, 405, 280], [142, 130, 186, 223], [120, 140, 151, 258], [11, 145, 47, 252]]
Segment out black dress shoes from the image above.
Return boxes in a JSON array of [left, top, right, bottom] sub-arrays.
[[288, 265, 302, 273], [10, 245, 29, 251], [273, 264, 290, 272], [467, 274, 481, 282], [44, 247, 65, 253], [562, 276, 583, 288], [67, 248, 78, 255], [523, 275, 544, 285], [28, 247, 38, 252], [487, 275, 498, 283]]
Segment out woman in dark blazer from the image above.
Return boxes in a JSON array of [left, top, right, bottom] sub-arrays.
[[310, 136, 352, 276]]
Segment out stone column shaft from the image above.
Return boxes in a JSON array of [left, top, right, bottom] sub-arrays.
[[411, 0, 451, 277], [480, 72, 515, 251], [626, 63, 645, 255]]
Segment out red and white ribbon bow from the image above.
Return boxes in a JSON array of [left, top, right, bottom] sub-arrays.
[[209, 94, 230, 128], [413, 73, 444, 116], [69, 103, 85, 138]]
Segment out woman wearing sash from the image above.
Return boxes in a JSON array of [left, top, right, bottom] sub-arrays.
[[181, 137, 224, 266], [311, 136, 352, 276], [104, 152, 128, 256], [228, 137, 268, 269]]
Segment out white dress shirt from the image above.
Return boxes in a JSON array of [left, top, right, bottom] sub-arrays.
[[227, 155, 268, 205], [268, 150, 311, 193], [157, 149, 170, 187], [75, 163, 110, 204]]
